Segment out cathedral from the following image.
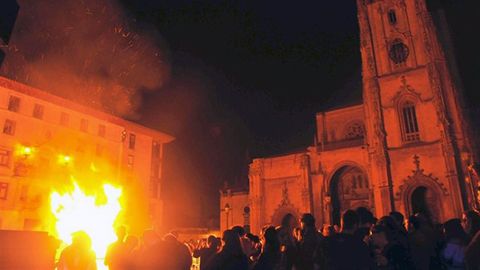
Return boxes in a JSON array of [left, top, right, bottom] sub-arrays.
[[220, 0, 479, 234]]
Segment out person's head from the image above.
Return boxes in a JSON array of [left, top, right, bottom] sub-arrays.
[[341, 210, 359, 233], [462, 210, 480, 236], [389, 211, 405, 228], [378, 216, 399, 235], [281, 213, 296, 229], [356, 207, 374, 227], [300, 213, 316, 230], [207, 235, 217, 247], [125, 235, 139, 251], [444, 218, 468, 244], [262, 226, 279, 250], [115, 225, 127, 242], [71, 231, 92, 250], [221, 229, 243, 255], [370, 225, 390, 249], [232, 225, 246, 237]]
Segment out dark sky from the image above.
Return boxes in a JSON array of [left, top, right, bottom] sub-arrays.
[[118, 0, 478, 228]]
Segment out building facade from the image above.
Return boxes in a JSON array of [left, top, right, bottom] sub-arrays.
[[221, 0, 479, 234], [0, 76, 174, 234]]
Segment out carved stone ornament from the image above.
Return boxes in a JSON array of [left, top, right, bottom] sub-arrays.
[[395, 155, 449, 200], [386, 76, 424, 108]]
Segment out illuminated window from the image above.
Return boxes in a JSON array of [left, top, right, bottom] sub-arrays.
[[80, 119, 88, 132], [60, 112, 69, 126], [129, 134, 136, 150], [8, 96, 20, 112], [3, 119, 16, 135], [33, 104, 44, 119], [0, 182, 8, 200], [0, 149, 10, 167], [400, 101, 420, 142], [98, 124, 106, 137], [388, 10, 397, 24]]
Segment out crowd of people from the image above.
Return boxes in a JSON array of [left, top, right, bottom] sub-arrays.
[[57, 208, 480, 270]]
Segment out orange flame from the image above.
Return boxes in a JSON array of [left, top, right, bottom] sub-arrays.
[[50, 182, 122, 258]]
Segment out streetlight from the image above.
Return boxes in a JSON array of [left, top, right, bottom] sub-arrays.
[[223, 203, 231, 229]]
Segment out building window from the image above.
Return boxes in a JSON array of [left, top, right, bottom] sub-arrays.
[[60, 112, 70, 126], [389, 39, 409, 64], [3, 119, 16, 135], [33, 104, 44, 119], [0, 149, 10, 167], [344, 122, 365, 140], [388, 10, 397, 24], [0, 182, 8, 200], [98, 124, 106, 137], [80, 119, 88, 132], [8, 96, 20, 112], [129, 134, 136, 150], [400, 101, 420, 142], [127, 155, 134, 168]]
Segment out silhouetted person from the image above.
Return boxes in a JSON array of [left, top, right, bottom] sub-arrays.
[[123, 235, 138, 270], [232, 225, 256, 258], [355, 207, 375, 242], [276, 214, 297, 270], [105, 226, 126, 270], [205, 229, 249, 270], [441, 218, 468, 269], [159, 233, 192, 270], [368, 223, 413, 269], [193, 235, 220, 270], [390, 211, 408, 236], [132, 229, 159, 269], [325, 210, 372, 270], [463, 210, 480, 270], [253, 226, 281, 270], [57, 231, 97, 270], [407, 214, 435, 270], [296, 213, 324, 270]]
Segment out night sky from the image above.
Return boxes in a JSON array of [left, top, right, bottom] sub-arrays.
[[4, 0, 475, 228], [115, 0, 480, 228]]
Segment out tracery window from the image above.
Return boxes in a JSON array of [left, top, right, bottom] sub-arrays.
[[344, 122, 365, 140], [400, 101, 420, 142]]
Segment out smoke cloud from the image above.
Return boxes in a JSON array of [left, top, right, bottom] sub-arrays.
[[1, 0, 170, 118]]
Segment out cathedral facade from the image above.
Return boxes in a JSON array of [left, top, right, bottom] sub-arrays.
[[220, 0, 479, 234]]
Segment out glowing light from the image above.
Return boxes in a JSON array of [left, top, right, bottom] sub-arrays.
[[15, 145, 36, 158], [50, 183, 122, 258], [58, 154, 73, 165]]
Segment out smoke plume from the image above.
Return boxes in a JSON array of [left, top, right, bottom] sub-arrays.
[[1, 0, 170, 118]]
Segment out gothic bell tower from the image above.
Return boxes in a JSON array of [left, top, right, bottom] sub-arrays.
[[357, 0, 476, 219]]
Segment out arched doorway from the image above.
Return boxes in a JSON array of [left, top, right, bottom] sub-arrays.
[[330, 166, 371, 225], [409, 186, 440, 223]]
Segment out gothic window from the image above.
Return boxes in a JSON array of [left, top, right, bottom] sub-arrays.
[[400, 101, 420, 142], [344, 122, 365, 140], [388, 10, 397, 25], [389, 39, 409, 64]]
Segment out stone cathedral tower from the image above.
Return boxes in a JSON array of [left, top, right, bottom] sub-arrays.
[[221, 0, 478, 234], [357, 0, 475, 220]]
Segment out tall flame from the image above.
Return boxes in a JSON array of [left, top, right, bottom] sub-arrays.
[[50, 183, 122, 258]]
